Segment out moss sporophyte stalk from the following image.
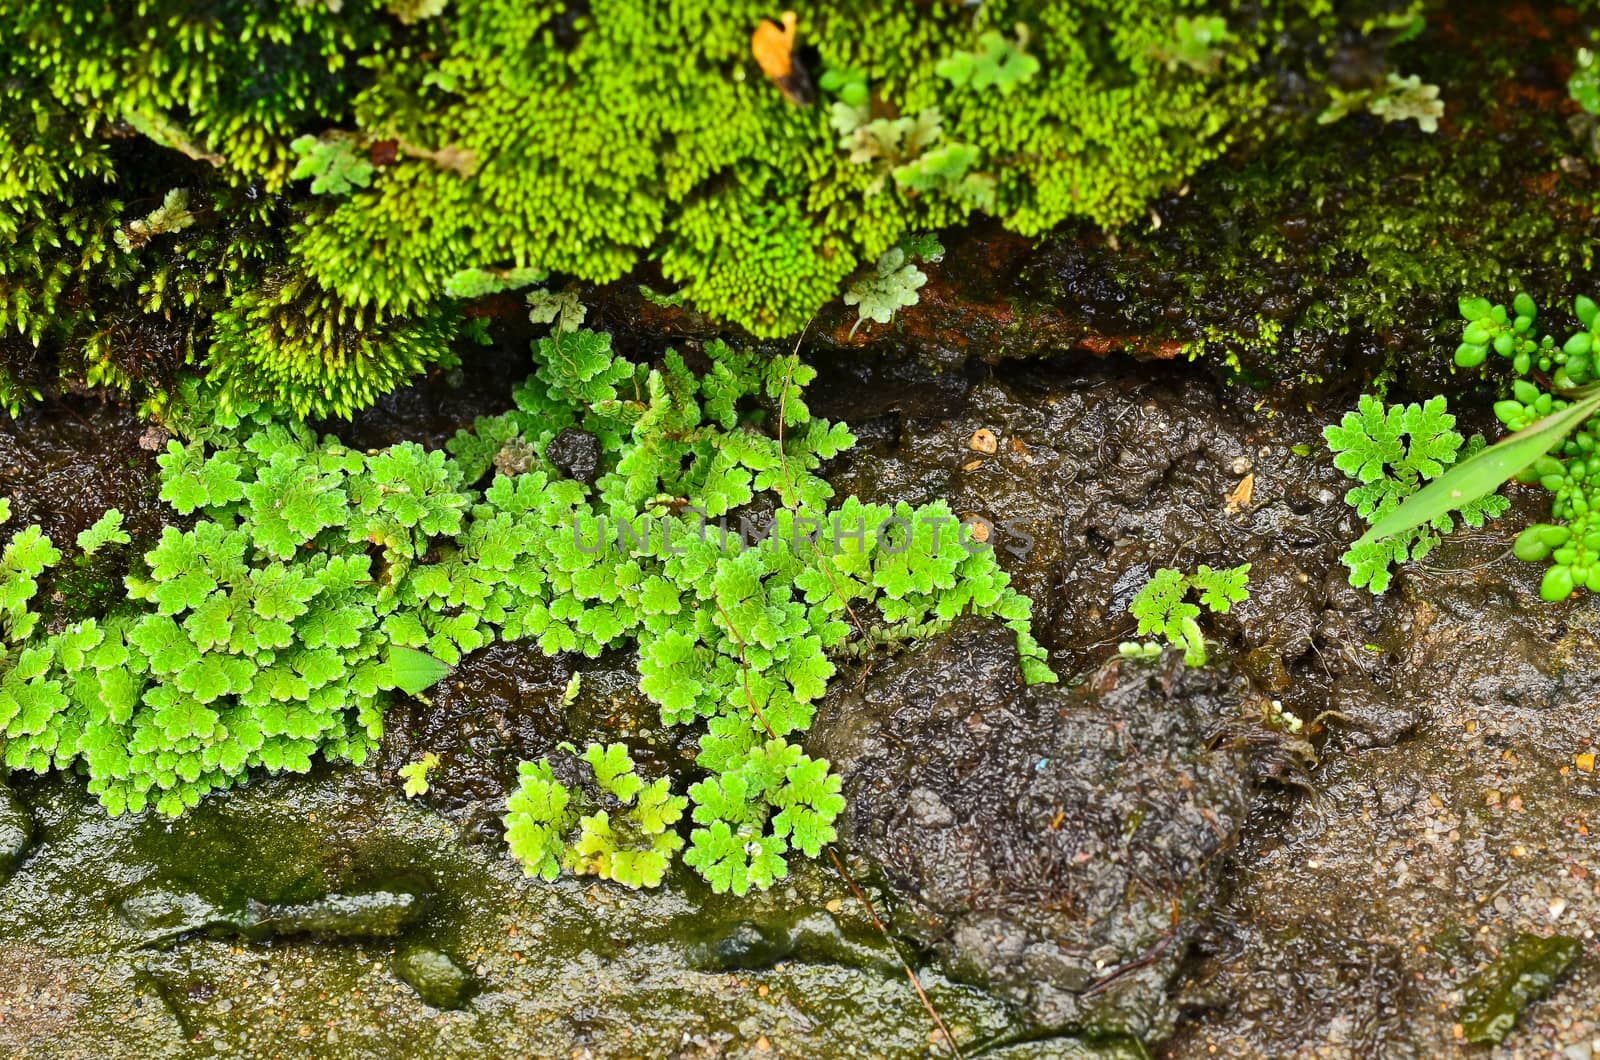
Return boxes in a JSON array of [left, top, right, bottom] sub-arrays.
[[0, 327, 1054, 893]]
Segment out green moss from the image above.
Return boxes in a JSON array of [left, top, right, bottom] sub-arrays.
[[0, 70, 126, 411], [12, 0, 385, 188], [660, 167, 857, 336], [206, 273, 462, 418], [1459, 933, 1582, 1045], [3, 0, 1339, 414], [318, 0, 1290, 335], [1042, 6, 1600, 386]]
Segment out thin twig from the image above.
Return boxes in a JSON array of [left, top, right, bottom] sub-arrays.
[[48, 391, 97, 433], [711, 597, 777, 739], [1080, 896, 1181, 999], [826, 846, 964, 1058], [715, 583, 961, 1058]]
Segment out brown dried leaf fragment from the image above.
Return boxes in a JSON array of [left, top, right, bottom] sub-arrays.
[[1225, 473, 1254, 513]]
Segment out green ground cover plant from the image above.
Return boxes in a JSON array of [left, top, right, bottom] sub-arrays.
[[842, 236, 942, 336], [1122, 564, 1250, 666], [1330, 292, 1600, 601], [505, 742, 687, 889], [1324, 394, 1507, 593], [0, 325, 1053, 891], [399, 751, 440, 797]]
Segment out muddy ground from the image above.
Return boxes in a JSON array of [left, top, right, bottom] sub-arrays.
[[816, 353, 1600, 1058], [1, 336, 1597, 1057]]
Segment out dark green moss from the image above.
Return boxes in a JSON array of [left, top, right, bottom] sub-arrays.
[[393, 945, 476, 1009], [1459, 932, 1582, 1044], [1028, 5, 1600, 392]]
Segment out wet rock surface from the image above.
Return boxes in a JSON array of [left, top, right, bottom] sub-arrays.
[[811, 619, 1264, 1039], [3, 324, 1600, 1055], [116, 884, 428, 948], [813, 355, 1414, 740], [0, 783, 32, 881], [815, 355, 1600, 1058], [394, 945, 477, 1010], [545, 426, 603, 484], [1164, 569, 1600, 1060], [0, 768, 1023, 1058]]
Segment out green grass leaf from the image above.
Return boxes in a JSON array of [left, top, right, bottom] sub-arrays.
[[387, 645, 452, 696], [1358, 391, 1600, 547]]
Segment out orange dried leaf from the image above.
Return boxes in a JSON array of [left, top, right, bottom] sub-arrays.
[[751, 12, 812, 104], [751, 12, 796, 80]]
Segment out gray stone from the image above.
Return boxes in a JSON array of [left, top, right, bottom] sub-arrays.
[[394, 946, 475, 1011], [0, 784, 33, 881]]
